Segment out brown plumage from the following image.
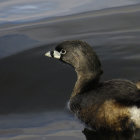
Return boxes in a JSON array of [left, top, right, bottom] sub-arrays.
[[45, 40, 140, 132], [79, 100, 131, 131]]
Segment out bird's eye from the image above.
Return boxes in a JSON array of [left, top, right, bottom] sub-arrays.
[[60, 49, 66, 54]]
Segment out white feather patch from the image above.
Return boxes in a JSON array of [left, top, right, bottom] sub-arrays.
[[129, 106, 140, 128]]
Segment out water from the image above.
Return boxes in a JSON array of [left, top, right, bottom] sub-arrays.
[[0, 1, 140, 140], [0, 0, 139, 23]]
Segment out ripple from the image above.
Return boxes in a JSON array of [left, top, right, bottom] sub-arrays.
[[0, 0, 139, 23]]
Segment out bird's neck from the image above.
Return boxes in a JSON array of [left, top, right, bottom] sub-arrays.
[[71, 69, 100, 98]]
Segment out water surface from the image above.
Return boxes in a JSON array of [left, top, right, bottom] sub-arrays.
[[0, 1, 140, 140]]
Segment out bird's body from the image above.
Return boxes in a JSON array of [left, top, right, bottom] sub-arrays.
[[69, 79, 140, 131], [45, 40, 140, 132]]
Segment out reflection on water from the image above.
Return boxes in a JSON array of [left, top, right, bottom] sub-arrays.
[[1, 4, 140, 59], [0, 1, 140, 140]]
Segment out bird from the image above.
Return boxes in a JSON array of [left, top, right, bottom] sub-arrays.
[[45, 40, 140, 132]]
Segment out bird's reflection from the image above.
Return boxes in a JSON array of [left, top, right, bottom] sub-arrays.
[[82, 128, 136, 140]]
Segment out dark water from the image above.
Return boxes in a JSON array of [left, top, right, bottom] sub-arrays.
[[0, 3, 140, 140]]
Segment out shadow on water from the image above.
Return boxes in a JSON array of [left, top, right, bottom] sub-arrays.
[[0, 43, 76, 114], [83, 128, 136, 140]]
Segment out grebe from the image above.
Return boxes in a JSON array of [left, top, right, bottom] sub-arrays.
[[45, 40, 140, 132]]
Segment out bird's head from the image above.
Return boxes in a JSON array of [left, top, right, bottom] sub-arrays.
[[45, 40, 103, 77]]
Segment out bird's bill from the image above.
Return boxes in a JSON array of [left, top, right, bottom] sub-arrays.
[[45, 50, 61, 59]]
